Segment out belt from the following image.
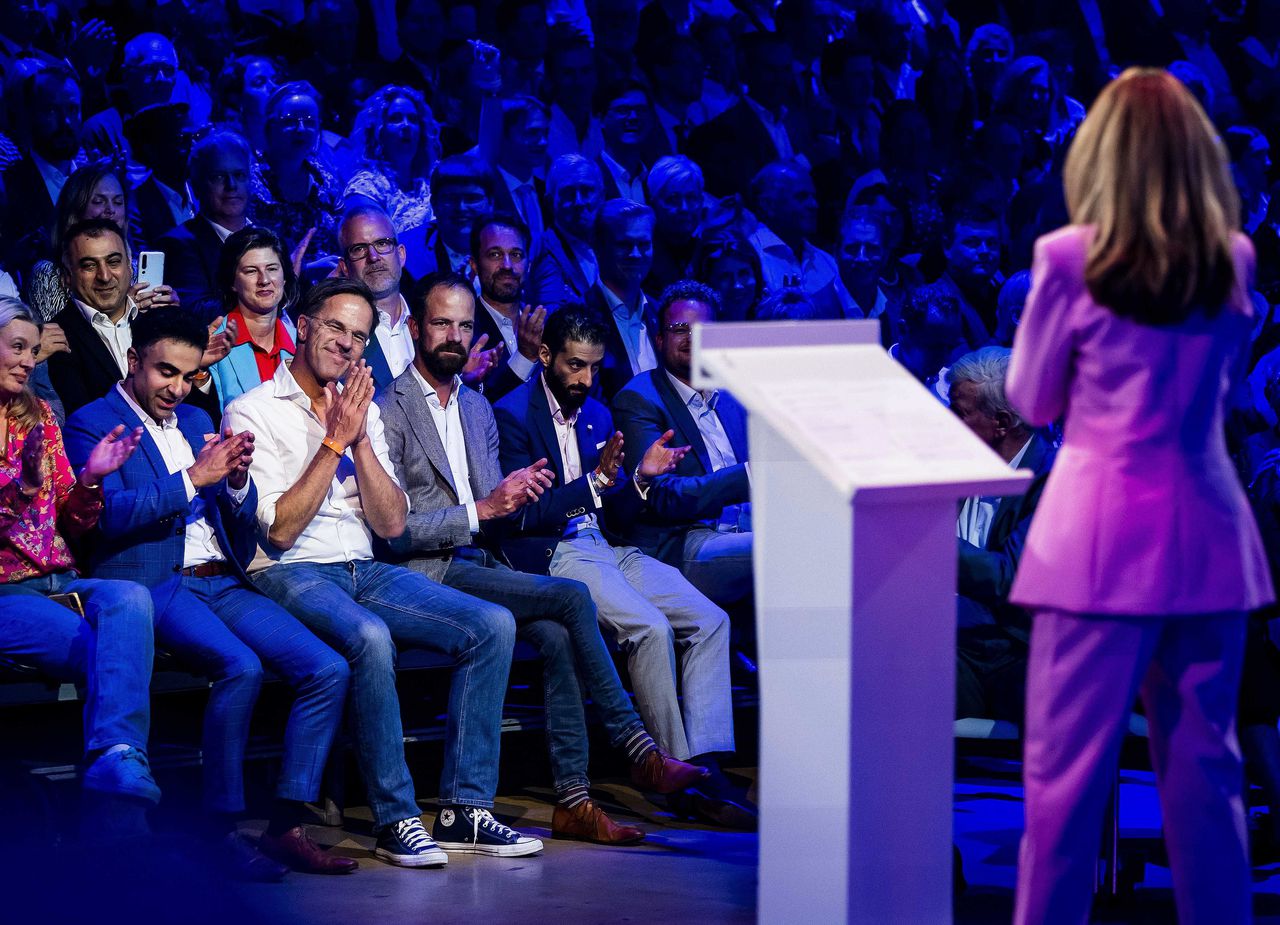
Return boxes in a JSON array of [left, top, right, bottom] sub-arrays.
[[181, 561, 233, 578]]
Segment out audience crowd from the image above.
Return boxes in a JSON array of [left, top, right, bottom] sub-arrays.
[[8, 0, 1280, 876]]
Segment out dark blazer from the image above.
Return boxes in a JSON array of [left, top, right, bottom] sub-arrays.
[[362, 328, 396, 393], [46, 298, 223, 425], [956, 432, 1056, 643], [0, 155, 57, 284], [157, 215, 223, 311], [375, 368, 508, 580], [493, 375, 644, 574], [611, 368, 751, 566], [490, 173, 546, 261], [63, 387, 259, 615], [403, 223, 468, 281], [583, 282, 658, 405], [472, 299, 538, 404], [525, 228, 592, 311]]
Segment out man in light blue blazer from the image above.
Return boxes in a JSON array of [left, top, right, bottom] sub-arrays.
[[611, 281, 753, 607], [64, 309, 355, 878]]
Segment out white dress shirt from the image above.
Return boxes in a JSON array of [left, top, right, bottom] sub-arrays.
[[541, 374, 603, 537], [478, 297, 538, 381], [206, 217, 237, 242], [957, 437, 1033, 548], [598, 285, 658, 376], [374, 294, 416, 380], [599, 150, 646, 204], [223, 360, 408, 571], [116, 383, 250, 567], [664, 371, 750, 530], [76, 298, 140, 374], [410, 365, 480, 533], [749, 225, 856, 318]]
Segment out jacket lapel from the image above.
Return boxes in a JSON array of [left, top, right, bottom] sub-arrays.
[[653, 369, 712, 473], [63, 301, 125, 385], [552, 231, 590, 297], [396, 377, 458, 496], [104, 386, 170, 479], [528, 379, 567, 482]]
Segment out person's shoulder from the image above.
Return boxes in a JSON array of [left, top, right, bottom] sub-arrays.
[[614, 369, 660, 403], [225, 377, 277, 416], [494, 378, 536, 419], [1034, 224, 1091, 264], [176, 401, 214, 432]]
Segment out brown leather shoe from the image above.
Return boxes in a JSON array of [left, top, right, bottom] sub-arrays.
[[630, 748, 710, 794], [258, 825, 359, 874], [552, 800, 645, 845]]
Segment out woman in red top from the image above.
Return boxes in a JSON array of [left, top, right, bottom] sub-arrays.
[[0, 296, 156, 804]]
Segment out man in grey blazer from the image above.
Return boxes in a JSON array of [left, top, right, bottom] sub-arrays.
[[376, 271, 709, 844]]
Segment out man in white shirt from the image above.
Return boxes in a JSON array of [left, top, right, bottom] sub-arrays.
[[585, 199, 659, 402], [224, 277, 542, 867], [467, 213, 546, 402], [338, 206, 416, 391], [64, 309, 355, 878]]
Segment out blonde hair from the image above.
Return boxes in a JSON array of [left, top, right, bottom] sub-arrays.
[[1063, 67, 1239, 324], [0, 297, 45, 431]]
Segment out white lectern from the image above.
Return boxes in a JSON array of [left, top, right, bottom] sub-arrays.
[[693, 321, 1031, 924]]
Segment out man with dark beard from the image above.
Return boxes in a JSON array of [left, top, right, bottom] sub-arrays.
[[468, 213, 547, 403], [494, 308, 750, 826], [377, 273, 711, 842]]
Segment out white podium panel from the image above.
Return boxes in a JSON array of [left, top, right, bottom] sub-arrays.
[[694, 321, 1031, 924]]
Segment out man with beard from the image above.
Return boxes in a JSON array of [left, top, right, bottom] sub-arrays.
[[377, 272, 710, 843], [495, 308, 748, 826], [584, 199, 659, 402], [2, 65, 85, 282], [468, 213, 546, 403], [338, 206, 416, 391], [612, 281, 753, 609], [527, 155, 604, 311], [225, 277, 543, 866]]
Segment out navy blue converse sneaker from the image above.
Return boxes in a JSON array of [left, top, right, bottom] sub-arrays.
[[374, 817, 448, 867], [433, 806, 544, 857]]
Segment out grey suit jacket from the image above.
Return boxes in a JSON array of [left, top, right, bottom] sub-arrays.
[[376, 366, 506, 581]]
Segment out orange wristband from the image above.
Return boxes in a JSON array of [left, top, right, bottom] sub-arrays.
[[321, 437, 346, 457]]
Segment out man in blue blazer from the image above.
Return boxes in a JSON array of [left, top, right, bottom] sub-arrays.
[[612, 281, 753, 607], [64, 309, 355, 878], [495, 308, 752, 826]]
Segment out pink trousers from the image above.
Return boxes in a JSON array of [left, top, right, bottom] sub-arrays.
[[1013, 609, 1251, 925]]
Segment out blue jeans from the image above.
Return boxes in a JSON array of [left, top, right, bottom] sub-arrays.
[[163, 574, 350, 809], [252, 559, 514, 827], [444, 550, 646, 790], [0, 572, 152, 757]]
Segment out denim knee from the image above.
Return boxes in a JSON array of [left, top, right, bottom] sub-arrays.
[[348, 617, 397, 669], [96, 580, 155, 626], [472, 602, 516, 651], [303, 649, 351, 695]]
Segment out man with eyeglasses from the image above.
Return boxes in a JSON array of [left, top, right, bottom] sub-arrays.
[[612, 281, 753, 609], [159, 130, 254, 316], [338, 206, 415, 391], [225, 277, 542, 867]]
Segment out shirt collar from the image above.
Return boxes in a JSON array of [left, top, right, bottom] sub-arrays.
[[75, 296, 138, 327], [497, 165, 533, 193], [409, 362, 461, 409], [378, 294, 411, 332], [1008, 436, 1034, 471], [270, 358, 314, 407], [599, 283, 646, 320], [600, 149, 641, 184], [664, 368, 712, 409], [478, 296, 516, 328], [540, 372, 578, 427], [205, 217, 236, 241], [229, 308, 295, 356], [115, 381, 176, 430]]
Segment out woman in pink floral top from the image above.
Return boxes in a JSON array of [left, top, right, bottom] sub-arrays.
[[0, 297, 162, 806]]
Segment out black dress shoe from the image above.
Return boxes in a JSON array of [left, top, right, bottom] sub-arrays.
[[670, 789, 759, 830], [221, 832, 290, 882]]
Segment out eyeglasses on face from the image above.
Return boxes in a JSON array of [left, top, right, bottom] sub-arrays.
[[311, 316, 370, 348], [345, 238, 398, 262]]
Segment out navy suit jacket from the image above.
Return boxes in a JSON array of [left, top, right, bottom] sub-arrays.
[[526, 228, 592, 312], [64, 387, 259, 614], [157, 215, 223, 314], [611, 368, 751, 565], [472, 300, 539, 404], [583, 282, 658, 405], [493, 376, 644, 574]]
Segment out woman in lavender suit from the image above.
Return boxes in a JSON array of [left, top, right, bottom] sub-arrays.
[[1007, 69, 1275, 925]]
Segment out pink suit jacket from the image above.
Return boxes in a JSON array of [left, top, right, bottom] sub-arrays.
[[1006, 224, 1275, 615]]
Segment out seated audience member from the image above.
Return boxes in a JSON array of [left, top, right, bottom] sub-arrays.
[[490, 96, 549, 262], [252, 82, 345, 273], [585, 199, 660, 402], [214, 55, 280, 153], [344, 85, 441, 238], [749, 161, 855, 319], [123, 101, 199, 246], [46, 219, 226, 421], [377, 273, 711, 841], [224, 278, 541, 865], [495, 309, 749, 823], [594, 80, 660, 205], [65, 309, 353, 877], [0, 297, 158, 810], [646, 156, 706, 297], [404, 153, 496, 280], [935, 205, 1004, 343], [119, 34, 181, 118], [645, 35, 711, 153], [208, 227, 299, 408], [467, 213, 545, 403], [1, 65, 85, 280], [946, 347, 1055, 722], [694, 234, 764, 322], [545, 34, 603, 161], [337, 206, 415, 391], [158, 129, 254, 315], [837, 205, 897, 341], [527, 154, 604, 311], [965, 23, 1014, 120], [890, 283, 968, 403], [993, 270, 1031, 347], [613, 281, 752, 607], [751, 287, 822, 321]]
